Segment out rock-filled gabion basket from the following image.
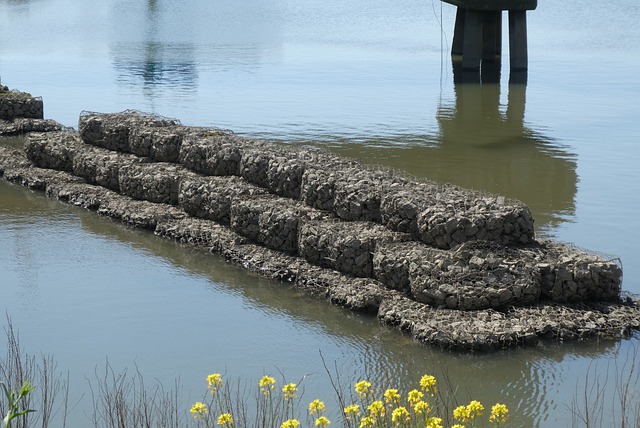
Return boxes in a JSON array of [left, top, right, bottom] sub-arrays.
[[298, 220, 410, 278], [374, 240, 542, 310], [231, 194, 332, 254], [534, 241, 622, 303], [1, 118, 62, 136], [79, 110, 180, 153], [0, 146, 32, 173], [119, 161, 200, 206], [178, 175, 266, 224], [2, 109, 639, 352], [409, 241, 541, 310], [178, 131, 245, 176], [72, 145, 140, 193], [0, 91, 43, 120], [24, 131, 82, 173], [415, 189, 535, 249]]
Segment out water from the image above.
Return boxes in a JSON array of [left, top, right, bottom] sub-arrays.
[[1, 0, 640, 426]]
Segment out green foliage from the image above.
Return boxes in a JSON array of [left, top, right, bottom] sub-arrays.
[[1, 381, 36, 428]]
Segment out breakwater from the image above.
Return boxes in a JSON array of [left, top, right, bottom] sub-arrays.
[[1, 111, 639, 351]]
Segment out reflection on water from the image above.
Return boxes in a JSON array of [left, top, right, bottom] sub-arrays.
[[317, 63, 577, 236], [108, 0, 283, 110]]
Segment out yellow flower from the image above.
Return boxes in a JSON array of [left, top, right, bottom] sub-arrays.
[[426, 416, 444, 428], [282, 383, 298, 400], [384, 388, 401, 404], [259, 375, 276, 396], [280, 419, 300, 428], [190, 402, 208, 419], [367, 400, 385, 418], [413, 400, 430, 415], [453, 405, 470, 422], [419, 375, 438, 394], [344, 404, 361, 419], [407, 389, 424, 407], [489, 403, 509, 424], [217, 413, 233, 426], [391, 406, 410, 425], [467, 400, 484, 419], [359, 416, 375, 428], [315, 416, 331, 427], [451, 425, 466, 428], [309, 399, 326, 415], [355, 380, 372, 398], [207, 373, 223, 393]]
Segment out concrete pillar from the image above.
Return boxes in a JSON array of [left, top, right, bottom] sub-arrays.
[[509, 11, 528, 70], [452, 8, 466, 57], [482, 11, 502, 62], [462, 9, 483, 70]]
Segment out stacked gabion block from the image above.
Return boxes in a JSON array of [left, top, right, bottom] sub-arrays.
[[2, 109, 634, 351]]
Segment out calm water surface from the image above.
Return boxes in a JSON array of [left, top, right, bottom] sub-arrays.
[[1, 0, 639, 426]]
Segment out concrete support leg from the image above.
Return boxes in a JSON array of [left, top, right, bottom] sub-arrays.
[[509, 11, 528, 70], [462, 9, 483, 70], [452, 8, 466, 57], [482, 11, 502, 62]]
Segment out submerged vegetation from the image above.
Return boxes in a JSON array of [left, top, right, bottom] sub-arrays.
[[1, 317, 639, 427]]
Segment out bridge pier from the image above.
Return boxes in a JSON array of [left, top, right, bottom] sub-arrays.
[[445, 0, 537, 71]]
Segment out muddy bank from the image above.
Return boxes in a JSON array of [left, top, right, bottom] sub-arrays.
[[1, 111, 638, 351]]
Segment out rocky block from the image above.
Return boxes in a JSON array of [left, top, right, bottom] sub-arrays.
[[178, 131, 243, 176], [408, 241, 541, 310], [378, 296, 640, 351], [416, 190, 535, 249], [230, 195, 331, 254], [0, 95, 43, 120], [45, 181, 117, 210], [378, 296, 531, 351], [238, 140, 287, 188], [298, 220, 409, 278], [296, 267, 401, 312], [380, 181, 441, 236], [155, 217, 248, 249], [299, 156, 361, 212], [0, 146, 32, 175], [78, 110, 179, 153], [72, 145, 141, 192], [24, 131, 84, 173], [0, 118, 63, 136], [338, 168, 413, 223], [373, 241, 427, 292], [96, 194, 187, 230], [239, 142, 319, 199], [178, 175, 266, 224], [216, 242, 308, 284], [3, 166, 84, 192], [535, 241, 622, 303], [129, 125, 185, 162], [118, 161, 199, 205]]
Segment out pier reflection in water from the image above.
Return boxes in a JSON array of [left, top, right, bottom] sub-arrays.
[[319, 63, 577, 237]]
